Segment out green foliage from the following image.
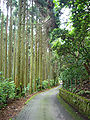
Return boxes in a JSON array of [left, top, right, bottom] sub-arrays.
[[52, 1, 89, 53], [0, 75, 15, 109], [52, 39, 61, 51], [72, 88, 77, 93], [77, 90, 85, 95], [49, 79, 55, 87], [42, 80, 49, 89], [37, 79, 55, 91], [42, 79, 57, 90], [77, 90, 90, 95], [51, 0, 89, 62], [50, 0, 89, 96], [60, 60, 88, 90]]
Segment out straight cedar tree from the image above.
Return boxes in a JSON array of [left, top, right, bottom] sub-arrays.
[[25, 42, 29, 88], [15, 20, 18, 86], [46, 42, 48, 80], [34, 20, 38, 92], [37, 23, 40, 80], [48, 46, 51, 86], [49, 49, 52, 80], [39, 24, 43, 90], [44, 37, 47, 81], [42, 33, 47, 81], [37, 36, 39, 81], [25, 7, 29, 88], [42, 36, 45, 81], [16, 0, 22, 88], [30, 0, 34, 94], [5, 1, 9, 78], [0, 4, 4, 73], [0, 0, 1, 72], [8, 0, 12, 79], [13, 26, 16, 83], [20, 0, 26, 90]]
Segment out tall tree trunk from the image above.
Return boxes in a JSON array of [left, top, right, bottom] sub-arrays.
[[13, 24, 16, 83], [44, 43, 47, 81], [37, 40, 39, 80], [8, 0, 12, 78], [5, 1, 9, 78], [16, 0, 22, 88], [25, 42, 29, 88], [0, 10, 4, 73], [30, 0, 34, 94], [39, 24, 43, 90], [48, 45, 50, 87], [20, 0, 26, 91], [34, 20, 38, 92], [25, 7, 29, 88]]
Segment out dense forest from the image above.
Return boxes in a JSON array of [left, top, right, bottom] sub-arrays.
[[0, 0, 90, 119], [0, 0, 60, 108], [52, 0, 90, 97]]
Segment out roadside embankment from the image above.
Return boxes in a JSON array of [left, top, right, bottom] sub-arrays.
[[59, 88, 90, 119]]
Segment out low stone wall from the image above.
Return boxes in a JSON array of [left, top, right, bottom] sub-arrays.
[[59, 88, 90, 119]]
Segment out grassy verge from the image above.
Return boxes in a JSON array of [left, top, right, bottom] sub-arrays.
[[24, 93, 39, 104]]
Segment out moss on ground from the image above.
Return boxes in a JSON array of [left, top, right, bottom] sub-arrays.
[[24, 93, 39, 104]]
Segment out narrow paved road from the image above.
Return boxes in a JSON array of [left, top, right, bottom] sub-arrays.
[[13, 86, 84, 120]]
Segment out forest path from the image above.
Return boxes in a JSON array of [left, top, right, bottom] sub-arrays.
[[13, 86, 84, 120]]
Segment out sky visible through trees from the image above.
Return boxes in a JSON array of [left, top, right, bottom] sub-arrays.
[[0, 0, 90, 119]]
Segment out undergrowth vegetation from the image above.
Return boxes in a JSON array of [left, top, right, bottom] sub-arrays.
[[0, 72, 58, 109], [51, 0, 90, 99], [0, 73, 15, 109]]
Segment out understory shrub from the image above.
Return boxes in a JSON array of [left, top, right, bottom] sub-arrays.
[[60, 64, 88, 91], [49, 79, 55, 87], [0, 73, 15, 109], [42, 79, 56, 90], [37, 79, 56, 91], [42, 80, 49, 89]]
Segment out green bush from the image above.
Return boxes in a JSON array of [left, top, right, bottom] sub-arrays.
[[0, 75, 15, 109], [42, 80, 49, 89], [59, 88, 90, 119], [37, 79, 55, 91], [49, 79, 55, 87], [60, 63, 88, 90], [42, 79, 55, 90]]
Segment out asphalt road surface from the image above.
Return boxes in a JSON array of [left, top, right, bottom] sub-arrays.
[[13, 86, 84, 120]]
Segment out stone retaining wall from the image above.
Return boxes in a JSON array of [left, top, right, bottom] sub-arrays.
[[59, 88, 90, 119]]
